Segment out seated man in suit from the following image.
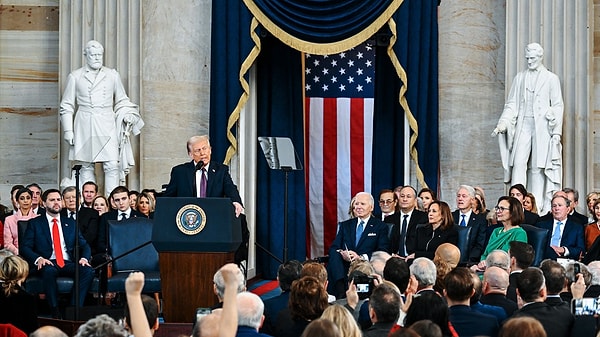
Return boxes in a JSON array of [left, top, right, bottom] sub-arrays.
[[511, 267, 575, 337], [507, 241, 535, 302], [60, 186, 99, 255], [562, 187, 590, 225], [96, 186, 144, 257], [162, 135, 244, 217], [327, 192, 389, 299], [387, 186, 427, 257], [537, 195, 585, 261], [19, 188, 94, 318], [480, 266, 518, 317], [452, 185, 487, 263]]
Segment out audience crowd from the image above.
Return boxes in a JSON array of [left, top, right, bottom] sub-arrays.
[[1, 182, 600, 337]]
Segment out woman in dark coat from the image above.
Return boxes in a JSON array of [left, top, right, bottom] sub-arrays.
[[408, 201, 458, 261], [0, 255, 38, 334]]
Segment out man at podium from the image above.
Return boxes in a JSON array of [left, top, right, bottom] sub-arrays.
[[162, 135, 244, 217]]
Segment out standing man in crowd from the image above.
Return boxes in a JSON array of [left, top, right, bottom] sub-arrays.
[[163, 135, 244, 217], [60, 40, 143, 196], [60, 186, 99, 255], [81, 181, 99, 208]]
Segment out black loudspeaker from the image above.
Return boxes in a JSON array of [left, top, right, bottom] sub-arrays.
[[64, 305, 124, 321]]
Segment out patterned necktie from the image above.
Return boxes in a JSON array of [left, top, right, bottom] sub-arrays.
[[356, 220, 364, 245], [460, 214, 466, 226], [400, 214, 409, 256], [200, 168, 207, 198], [551, 221, 563, 246], [52, 218, 65, 268]]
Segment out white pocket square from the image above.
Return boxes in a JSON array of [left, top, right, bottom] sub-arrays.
[[367, 233, 376, 236]]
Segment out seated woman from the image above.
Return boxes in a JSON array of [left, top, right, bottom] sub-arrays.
[[92, 195, 110, 216], [585, 199, 600, 251], [136, 192, 155, 219], [418, 188, 437, 212], [407, 201, 458, 261], [473, 196, 527, 271], [274, 276, 329, 337], [0, 255, 38, 334], [523, 193, 538, 214], [3, 188, 38, 255]]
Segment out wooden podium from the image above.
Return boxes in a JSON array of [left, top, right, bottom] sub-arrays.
[[153, 197, 241, 323]]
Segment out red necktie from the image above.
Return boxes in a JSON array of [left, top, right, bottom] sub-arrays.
[[52, 218, 65, 268]]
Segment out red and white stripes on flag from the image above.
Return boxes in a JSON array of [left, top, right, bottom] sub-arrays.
[[306, 98, 374, 257]]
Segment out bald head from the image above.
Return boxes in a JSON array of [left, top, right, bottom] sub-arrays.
[[31, 326, 68, 337], [483, 266, 509, 295], [434, 243, 461, 267]]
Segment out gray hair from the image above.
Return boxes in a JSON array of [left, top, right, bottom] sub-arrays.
[[75, 314, 128, 337], [457, 185, 475, 199], [213, 264, 245, 299], [0, 249, 14, 265], [237, 292, 264, 329], [409, 257, 437, 287], [187, 135, 211, 154], [525, 43, 543, 57], [588, 261, 600, 285], [486, 250, 510, 272], [84, 40, 104, 54]]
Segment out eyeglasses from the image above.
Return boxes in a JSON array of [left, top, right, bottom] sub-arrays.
[[379, 199, 395, 205], [494, 206, 509, 212]]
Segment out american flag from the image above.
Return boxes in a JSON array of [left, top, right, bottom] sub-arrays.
[[304, 42, 376, 258]]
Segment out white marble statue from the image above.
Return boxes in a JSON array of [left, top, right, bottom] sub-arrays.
[[492, 43, 564, 213], [60, 40, 144, 196]]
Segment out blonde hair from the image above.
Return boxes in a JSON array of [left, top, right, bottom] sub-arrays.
[[0, 255, 29, 296], [321, 305, 362, 337]]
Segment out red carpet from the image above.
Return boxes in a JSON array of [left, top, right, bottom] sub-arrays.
[[248, 280, 281, 300]]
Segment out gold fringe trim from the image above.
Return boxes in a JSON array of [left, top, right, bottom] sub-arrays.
[[242, 0, 403, 55], [385, 18, 428, 189], [223, 17, 262, 165]]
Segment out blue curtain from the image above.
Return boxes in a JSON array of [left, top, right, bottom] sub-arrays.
[[250, 0, 396, 42], [255, 35, 306, 278], [210, 0, 439, 278]]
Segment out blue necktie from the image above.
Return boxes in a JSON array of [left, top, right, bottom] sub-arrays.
[[551, 221, 563, 246], [460, 214, 466, 227], [356, 220, 364, 245]]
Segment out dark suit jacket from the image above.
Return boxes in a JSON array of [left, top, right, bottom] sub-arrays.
[[524, 210, 540, 225], [97, 209, 144, 253], [387, 210, 428, 255], [537, 219, 585, 260], [162, 160, 242, 204], [570, 210, 589, 225], [363, 321, 397, 337], [327, 217, 390, 283], [414, 224, 458, 260], [448, 305, 498, 337], [480, 293, 518, 316], [512, 302, 574, 337], [506, 271, 520, 303], [60, 207, 99, 254], [20, 214, 91, 267], [452, 210, 487, 262], [236, 326, 271, 337], [261, 291, 290, 335]]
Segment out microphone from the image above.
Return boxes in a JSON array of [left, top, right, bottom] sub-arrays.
[[195, 161, 205, 171]]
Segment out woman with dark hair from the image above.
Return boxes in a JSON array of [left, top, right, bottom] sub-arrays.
[[0, 255, 38, 334], [300, 318, 341, 337], [274, 276, 329, 337], [3, 188, 38, 255], [418, 188, 437, 211], [474, 196, 527, 270], [404, 291, 455, 337], [407, 201, 458, 261]]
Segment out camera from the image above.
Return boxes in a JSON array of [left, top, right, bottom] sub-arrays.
[[571, 297, 600, 316], [353, 275, 376, 300], [195, 307, 212, 321]]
